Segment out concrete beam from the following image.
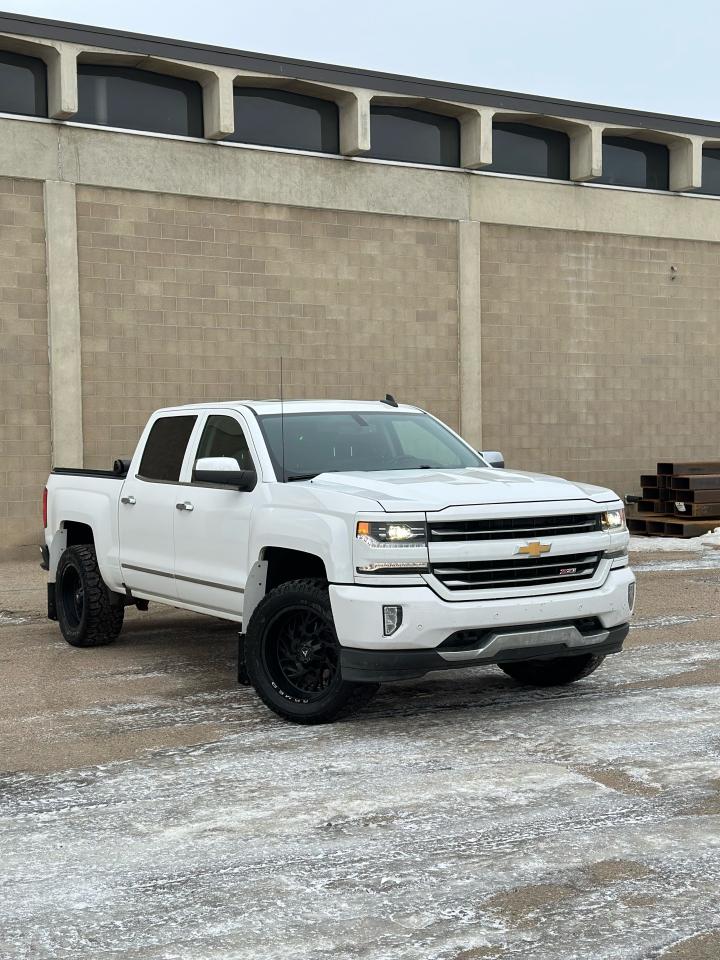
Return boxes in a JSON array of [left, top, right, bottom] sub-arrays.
[[570, 123, 603, 181], [46, 42, 79, 119], [202, 68, 235, 140], [339, 89, 371, 157], [669, 136, 703, 192], [460, 108, 494, 170], [458, 220, 483, 447], [44, 180, 83, 468], [0, 33, 79, 118]]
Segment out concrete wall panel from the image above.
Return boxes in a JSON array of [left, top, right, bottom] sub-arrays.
[[0, 177, 50, 557], [479, 223, 720, 495], [76, 186, 459, 469]]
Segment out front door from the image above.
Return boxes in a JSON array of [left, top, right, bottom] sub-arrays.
[[172, 412, 258, 621], [118, 413, 198, 601]]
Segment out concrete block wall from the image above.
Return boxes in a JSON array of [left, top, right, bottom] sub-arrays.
[[0, 177, 50, 554], [479, 223, 720, 495], [76, 186, 459, 469]]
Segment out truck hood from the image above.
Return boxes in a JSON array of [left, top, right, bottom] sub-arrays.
[[306, 468, 620, 512]]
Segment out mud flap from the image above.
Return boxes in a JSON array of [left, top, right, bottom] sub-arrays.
[[238, 633, 251, 686]]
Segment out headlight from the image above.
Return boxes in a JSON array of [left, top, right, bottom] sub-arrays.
[[356, 521, 427, 545], [601, 508, 626, 532]]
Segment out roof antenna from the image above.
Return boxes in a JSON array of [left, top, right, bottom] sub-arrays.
[[280, 355, 286, 482], [381, 393, 398, 407]]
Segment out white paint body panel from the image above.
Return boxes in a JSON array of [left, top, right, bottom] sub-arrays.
[[45, 399, 633, 650], [330, 567, 635, 651]]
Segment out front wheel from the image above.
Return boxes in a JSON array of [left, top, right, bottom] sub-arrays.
[[56, 544, 125, 647], [244, 579, 378, 724], [498, 653, 606, 687]]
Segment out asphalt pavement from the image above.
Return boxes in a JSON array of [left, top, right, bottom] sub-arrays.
[[1, 553, 720, 960]]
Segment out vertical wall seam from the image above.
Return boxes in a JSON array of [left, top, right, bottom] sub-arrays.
[[44, 179, 84, 467], [457, 219, 483, 447]]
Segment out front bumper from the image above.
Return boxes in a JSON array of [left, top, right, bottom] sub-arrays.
[[340, 622, 629, 682], [329, 566, 635, 652]]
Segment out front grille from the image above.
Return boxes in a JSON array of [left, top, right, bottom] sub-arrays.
[[428, 513, 602, 542], [431, 551, 602, 591]]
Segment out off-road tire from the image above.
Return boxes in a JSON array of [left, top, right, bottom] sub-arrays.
[[498, 653, 606, 687], [56, 544, 124, 647], [245, 578, 379, 724]]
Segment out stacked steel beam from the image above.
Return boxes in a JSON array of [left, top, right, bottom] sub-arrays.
[[628, 461, 720, 537]]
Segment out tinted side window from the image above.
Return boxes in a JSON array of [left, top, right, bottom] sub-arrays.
[[230, 88, 339, 153], [699, 148, 720, 196], [138, 416, 197, 482], [369, 106, 460, 167], [0, 50, 47, 117], [194, 416, 254, 472], [486, 122, 570, 180], [598, 137, 669, 190], [76, 65, 203, 137]]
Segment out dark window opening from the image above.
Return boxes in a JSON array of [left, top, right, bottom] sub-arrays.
[[230, 87, 339, 153], [0, 50, 47, 117], [598, 136, 669, 190], [139, 416, 197, 482], [698, 148, 720, 196], [369, 106, 460, 167], [76, 65, 203, 137], [485, 122, 570, 180]]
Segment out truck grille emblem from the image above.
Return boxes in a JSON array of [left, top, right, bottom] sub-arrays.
[[517, 541, 551, 558]]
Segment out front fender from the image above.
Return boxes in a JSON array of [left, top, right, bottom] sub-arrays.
[[249, 508, 354, 585]]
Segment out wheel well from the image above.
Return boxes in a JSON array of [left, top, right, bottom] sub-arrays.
[[262, 547, 327, 592], [63, 521, 94, 547]]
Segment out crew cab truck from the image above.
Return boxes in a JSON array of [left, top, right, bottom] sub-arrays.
[[43, 400, 635, 724]]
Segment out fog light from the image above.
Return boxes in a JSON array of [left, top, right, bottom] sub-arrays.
[[383, 605, 403, 636], [628, 582, 636, 612]]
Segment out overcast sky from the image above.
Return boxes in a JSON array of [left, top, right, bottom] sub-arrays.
[[5, 0, 718, 121]]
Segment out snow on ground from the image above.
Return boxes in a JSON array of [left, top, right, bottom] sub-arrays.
[[629, 528, 720, 553], [2, 560, 720, 959]]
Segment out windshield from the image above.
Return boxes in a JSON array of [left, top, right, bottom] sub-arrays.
[[257, 411, 484, 480]]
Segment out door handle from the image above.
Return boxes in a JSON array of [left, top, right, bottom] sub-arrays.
[[120, 495, 136, 505], [176, 501, 194, 512]]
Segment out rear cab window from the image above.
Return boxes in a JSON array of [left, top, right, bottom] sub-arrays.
[[137, 415, 197, 482]]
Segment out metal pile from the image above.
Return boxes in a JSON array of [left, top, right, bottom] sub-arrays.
[[628, 460, 720, 537]]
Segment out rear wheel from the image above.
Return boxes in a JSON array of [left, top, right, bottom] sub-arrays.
[[245, 579, 378, 723], [56, 544, 124, 647], [498, 653, 606, 687]]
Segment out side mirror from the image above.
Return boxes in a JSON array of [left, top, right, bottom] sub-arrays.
[[193, 456, 257, 491], [481, 450, 505, 469]]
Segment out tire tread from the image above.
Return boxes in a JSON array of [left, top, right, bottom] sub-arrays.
[[57, 544, 124, 647], [499, 653, 606, 686]]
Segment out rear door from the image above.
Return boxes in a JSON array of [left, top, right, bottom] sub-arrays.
[[172, 411, 259, 620], [118, 413, 197, 600]]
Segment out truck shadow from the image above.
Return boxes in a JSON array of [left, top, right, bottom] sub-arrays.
[[106, 609, 620, 724]]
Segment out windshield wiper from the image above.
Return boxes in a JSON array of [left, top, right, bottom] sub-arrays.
[[286, 472, 320, 482]]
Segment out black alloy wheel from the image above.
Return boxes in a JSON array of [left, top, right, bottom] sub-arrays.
[[245, 579, 379, 724], [60, 562, 85, 630], [264, 607, 340, 701]]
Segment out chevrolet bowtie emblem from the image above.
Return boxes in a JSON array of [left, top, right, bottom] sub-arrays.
[[517, 541, 551, 558]]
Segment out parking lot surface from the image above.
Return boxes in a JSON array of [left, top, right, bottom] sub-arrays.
[[1, 554, 720, 960]]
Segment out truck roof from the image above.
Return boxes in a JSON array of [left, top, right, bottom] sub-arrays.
[[156, 399, 423, 416]]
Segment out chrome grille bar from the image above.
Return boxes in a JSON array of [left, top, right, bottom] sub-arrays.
[[429, 513, 602, 542], [431, 552, 602, 591]]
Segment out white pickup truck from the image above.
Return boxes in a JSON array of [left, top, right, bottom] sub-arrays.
[[43, 399, 634, 723]]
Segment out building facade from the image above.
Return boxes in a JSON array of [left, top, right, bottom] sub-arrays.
[[2, 12, 720, 557]]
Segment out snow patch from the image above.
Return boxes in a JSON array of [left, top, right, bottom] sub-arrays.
[[629, 528, 720, 553]]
